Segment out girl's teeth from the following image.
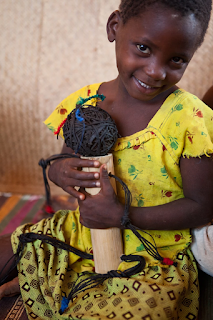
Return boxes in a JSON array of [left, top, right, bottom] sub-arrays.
[[138, 79, 151, 89]]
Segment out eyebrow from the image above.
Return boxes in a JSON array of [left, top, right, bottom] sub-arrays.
[[133, 37, 191, 60], [133, 37, 157, 49]]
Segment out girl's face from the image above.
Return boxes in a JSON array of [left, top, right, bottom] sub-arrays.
[[108, 6, 201, 103]]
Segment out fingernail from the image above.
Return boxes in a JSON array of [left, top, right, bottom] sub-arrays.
[[94, 161, 100, 167], [79, 195, 84, 200], [96, 181, 101, 187], [94, 173, 99, 179], [103, 164, 107, 170]]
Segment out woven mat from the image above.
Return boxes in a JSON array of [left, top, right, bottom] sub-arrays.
[[0, 194, 46, 236], [198, 270, 213, 320], [0, 295, 28, 320], [0, 193, 78, 236]]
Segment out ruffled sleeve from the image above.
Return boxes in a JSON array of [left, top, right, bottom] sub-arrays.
[[181, 95, 213, 158], [154, 90, 213, 160], [44, 83, 101, 139]]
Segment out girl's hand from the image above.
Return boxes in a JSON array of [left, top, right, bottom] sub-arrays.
[[48, 157, 101, 200], [0, 277, 20, 300], [48, 143, 102, 200], [79, 165, 124, 229]]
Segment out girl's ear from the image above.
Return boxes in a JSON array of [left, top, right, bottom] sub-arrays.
[[107, 10, 121, 43]]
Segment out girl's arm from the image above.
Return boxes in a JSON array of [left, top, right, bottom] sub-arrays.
[[79, 155, 213, 230], [129, 155, 213, 230]]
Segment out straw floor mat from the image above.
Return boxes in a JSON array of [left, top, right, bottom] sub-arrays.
[[0, 194, 212, 319]]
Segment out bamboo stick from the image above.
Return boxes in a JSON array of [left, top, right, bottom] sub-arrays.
[[81, 153, 123, 273]]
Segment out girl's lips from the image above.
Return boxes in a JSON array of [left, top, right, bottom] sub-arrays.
[[135, 77, 160, 89], [133, 76, 162, 94], [137, 78, 153, 89]]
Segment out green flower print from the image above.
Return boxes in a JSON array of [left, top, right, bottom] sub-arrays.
[[136, 194, 144, 207], [173, 89, 182, 96], [161, 166, 168, 179], [126, 235, 130, 241], [136, 243, 145, 252], [174, 104, 183, 111], [169, 136, 179, 150], [118, 159, 122, 165], [148, 155, 152, 161], [46, 123, 55, 133], [72, 222, 76, 233], [128, 165, 143, 180]]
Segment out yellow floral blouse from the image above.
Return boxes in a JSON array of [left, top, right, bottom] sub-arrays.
[[44, 83, 213, 271]]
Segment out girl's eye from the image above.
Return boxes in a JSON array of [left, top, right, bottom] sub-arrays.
[[137, 44, 150, 54], [172, 57, 184, 64]]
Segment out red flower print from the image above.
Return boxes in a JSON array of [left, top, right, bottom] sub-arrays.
[[196, 110, 203, 118], [193, 108, 203, 118], [174, 232, 185, 242], [133, 145, 140, 150], [188, 136, 193, 144], [59, 108, 67, 115], [87, 89, 91, 96], [161, 190, 173, 198], [149, 182, 155, 185], [175, 234, 181, 242], [186, 131, 194, 144], [162, 145, 167, 151], [56, 104, 67, 115]]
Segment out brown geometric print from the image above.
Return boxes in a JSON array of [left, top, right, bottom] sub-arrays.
[[11, 211, 199, 320]]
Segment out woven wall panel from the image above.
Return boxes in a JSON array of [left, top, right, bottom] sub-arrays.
[[178, 10, 213, 97], [0, 0, 212, 195]]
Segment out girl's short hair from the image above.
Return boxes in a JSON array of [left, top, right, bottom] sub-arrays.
[[119, 0, 212, 46]]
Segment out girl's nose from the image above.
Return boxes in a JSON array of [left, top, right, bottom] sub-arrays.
[[144, 59, 166, 81]]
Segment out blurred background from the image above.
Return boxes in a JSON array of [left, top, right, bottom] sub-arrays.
[[0, 0, 213, 196]]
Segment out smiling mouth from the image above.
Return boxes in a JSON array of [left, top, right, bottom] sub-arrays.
[[137, 79, 153, 89], [135, 77, 160, 89]]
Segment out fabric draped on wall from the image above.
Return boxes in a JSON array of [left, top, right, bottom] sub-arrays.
[[0, 0, 212, 195]]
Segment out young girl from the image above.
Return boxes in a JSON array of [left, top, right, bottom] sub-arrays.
[[1, 0, 213, 319]]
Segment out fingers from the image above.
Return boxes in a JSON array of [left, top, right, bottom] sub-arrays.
[[63, 186, 86, 200], [0, 277, 20, 300], [68, 170, 100, 182], [100, 164, 115, 196], [65, 158, 100, 175]]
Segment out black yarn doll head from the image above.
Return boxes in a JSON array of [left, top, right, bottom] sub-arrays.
[[61, 94, 119, 156]]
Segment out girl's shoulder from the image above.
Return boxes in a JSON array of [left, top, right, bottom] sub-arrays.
[[156, 89, 213, 159], [157, 88, 213, 126], [44, 83, 102, 137]]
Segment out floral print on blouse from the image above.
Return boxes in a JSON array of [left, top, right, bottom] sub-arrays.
[[44, 83, 213, 271]]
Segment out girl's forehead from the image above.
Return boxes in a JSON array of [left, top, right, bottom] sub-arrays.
[[119, 7, 201, 49]]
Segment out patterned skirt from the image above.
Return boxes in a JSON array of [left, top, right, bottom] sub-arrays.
[[11, 211, 199, 320]]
